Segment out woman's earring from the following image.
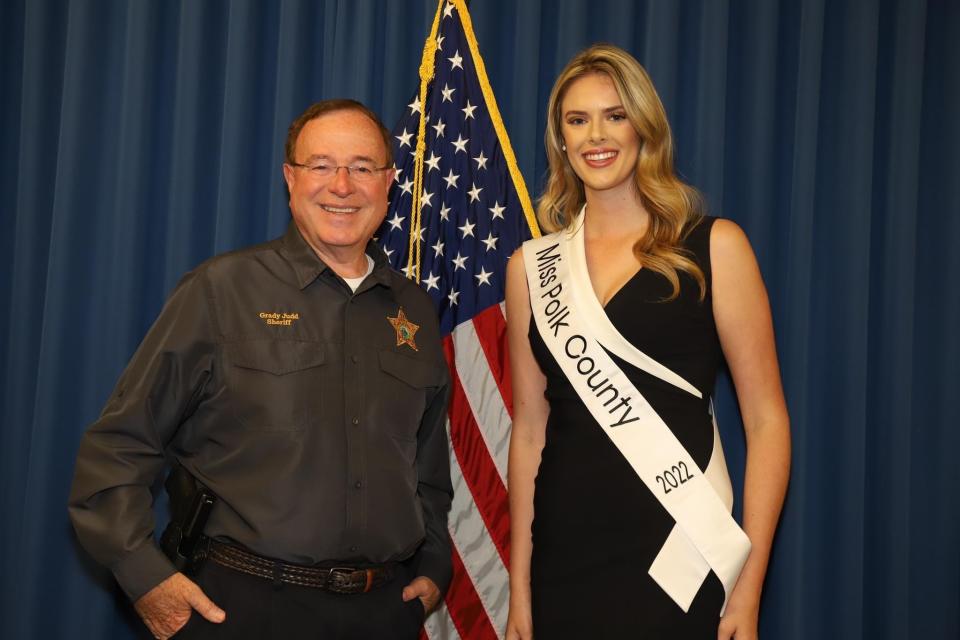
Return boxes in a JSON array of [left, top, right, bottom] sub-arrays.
[[561, 143, 567, 151]]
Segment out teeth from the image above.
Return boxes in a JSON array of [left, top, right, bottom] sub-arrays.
[[322, 205, 358, 213], [584, 151, 616, 160]]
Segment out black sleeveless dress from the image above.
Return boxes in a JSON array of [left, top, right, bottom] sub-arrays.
[[528, 217, 726, 638]]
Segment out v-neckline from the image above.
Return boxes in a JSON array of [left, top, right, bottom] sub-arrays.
[[553, 214, 704, 398], [582, 233, 644, 310], [598, 265, 644, 310], [578, 207, 646, 311]]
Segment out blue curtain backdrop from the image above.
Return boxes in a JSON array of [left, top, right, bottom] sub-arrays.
[[2, 0, 958, 637]]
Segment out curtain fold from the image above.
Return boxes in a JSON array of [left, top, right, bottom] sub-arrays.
[[2, 1, 957, 637]]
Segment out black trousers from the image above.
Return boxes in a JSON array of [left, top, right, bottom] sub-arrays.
[[175, 559, 425, 639]]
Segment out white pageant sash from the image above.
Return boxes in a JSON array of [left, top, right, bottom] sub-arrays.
[[522, 218, 750, 613]]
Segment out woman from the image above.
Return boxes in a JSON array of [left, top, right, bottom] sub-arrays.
[[505, 44, 790, 639]]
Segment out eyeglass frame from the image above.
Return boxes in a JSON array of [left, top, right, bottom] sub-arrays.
[[287, 160, 393, 182]]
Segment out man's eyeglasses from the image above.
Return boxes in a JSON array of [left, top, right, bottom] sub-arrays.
[[289, 161, 391, 183]]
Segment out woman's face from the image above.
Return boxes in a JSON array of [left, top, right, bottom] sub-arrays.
[[559, 72, 641, 197]]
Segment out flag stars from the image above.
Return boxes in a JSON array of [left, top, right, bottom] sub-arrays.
[[468, 182, 483, 203], [475, 267, 493, 287], [396, 128, 413, 148], [443, 168, 460, 190], [441, 83, 456, 103], [419, 190, 434, 210], [423, 271, 441, 292], [387, 212, 405, 231], [458, 219, 476, 238], [451, 134, 469, 154], [379, 14, 526, 321]]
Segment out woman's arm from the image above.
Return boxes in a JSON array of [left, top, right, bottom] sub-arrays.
[[504, 249, 551, 640], [710, 219, 791, 640]]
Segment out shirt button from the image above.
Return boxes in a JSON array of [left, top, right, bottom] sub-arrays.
[[351, 354, 358, 364], [350, 545, 358, 552], [351, 417, 359, 426], [354, 481, 362, 489]]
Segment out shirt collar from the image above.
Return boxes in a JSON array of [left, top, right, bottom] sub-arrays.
[[281, 221, 393, 290]]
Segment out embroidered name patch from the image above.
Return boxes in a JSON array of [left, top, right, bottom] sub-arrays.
[[259, 312, 300, 327]]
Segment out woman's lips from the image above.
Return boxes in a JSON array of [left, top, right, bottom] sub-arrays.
[[582, 149, 617, 168]]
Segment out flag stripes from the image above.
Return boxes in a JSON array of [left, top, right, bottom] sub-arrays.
[[469, 304, 515, 418], [450, 314, 512, 481], [446, 425, 511, 632], [443, 336, 511, 564], [446, 541, 503, 640]]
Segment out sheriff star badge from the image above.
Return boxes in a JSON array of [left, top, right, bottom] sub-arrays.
[[387, 307, 419, 351]]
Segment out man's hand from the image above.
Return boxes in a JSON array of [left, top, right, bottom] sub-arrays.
[[401, 576, 441, 615], [133, 572, 225, 639]]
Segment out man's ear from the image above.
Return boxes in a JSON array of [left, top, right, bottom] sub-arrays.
[[282, 163, 296, 195]]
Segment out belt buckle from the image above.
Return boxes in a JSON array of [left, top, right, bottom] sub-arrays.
[[326, 567, 361, 594]]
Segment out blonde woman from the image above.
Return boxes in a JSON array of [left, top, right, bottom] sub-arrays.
[[505, 44, 790, 639]]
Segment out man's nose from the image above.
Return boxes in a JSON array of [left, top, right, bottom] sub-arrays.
[[327, 166, 354, 196]]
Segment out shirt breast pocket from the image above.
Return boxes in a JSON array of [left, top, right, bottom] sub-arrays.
[[227, 339, 326, 431], [375, 349, 444, 443]]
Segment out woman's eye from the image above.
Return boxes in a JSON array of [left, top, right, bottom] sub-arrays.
[[610, 113, 627, 121], [567, 117, 586, 125]]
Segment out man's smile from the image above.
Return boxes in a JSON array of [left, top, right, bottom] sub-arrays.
[[320, 204, 360, 214]]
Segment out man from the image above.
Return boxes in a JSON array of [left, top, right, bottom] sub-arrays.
[[69, 100, 453, 639]]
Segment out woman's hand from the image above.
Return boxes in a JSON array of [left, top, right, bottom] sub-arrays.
[[505, 581, 534, 640], [717, 594, 759, 640]]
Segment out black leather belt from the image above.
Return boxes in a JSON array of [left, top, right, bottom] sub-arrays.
[[205, 538, 394, 594]]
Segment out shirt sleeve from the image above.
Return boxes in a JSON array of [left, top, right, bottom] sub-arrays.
[[411, 364, 454, 594], [68, 269, 216, 602]]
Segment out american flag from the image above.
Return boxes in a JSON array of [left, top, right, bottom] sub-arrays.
[[377, 1, 538, 638]]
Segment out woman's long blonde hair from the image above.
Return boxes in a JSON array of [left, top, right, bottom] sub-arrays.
[[538, 43, 706, 301]]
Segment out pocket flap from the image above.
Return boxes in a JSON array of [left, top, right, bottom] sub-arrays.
[[230, 340, 325, 375], [378, 349, 444, 389]]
